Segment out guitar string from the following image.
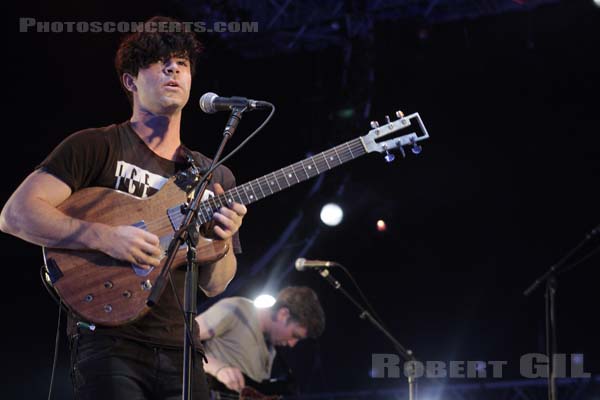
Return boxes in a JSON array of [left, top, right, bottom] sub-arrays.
[[131, 142, 365, 237]]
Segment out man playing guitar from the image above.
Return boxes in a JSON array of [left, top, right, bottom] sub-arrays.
[[196, 287, 325, 396]]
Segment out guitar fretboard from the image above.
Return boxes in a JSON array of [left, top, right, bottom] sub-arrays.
[[167, 137, 367, 227]]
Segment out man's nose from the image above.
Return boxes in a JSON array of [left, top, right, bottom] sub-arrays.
[[164, 60, 179, 74]]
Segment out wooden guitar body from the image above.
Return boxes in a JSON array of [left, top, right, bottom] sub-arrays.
[[43, 177, 228, 326]]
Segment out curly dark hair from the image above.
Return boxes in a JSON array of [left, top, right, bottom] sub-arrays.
[[114, 16, 203, 103], [273, 286, 326, 339]]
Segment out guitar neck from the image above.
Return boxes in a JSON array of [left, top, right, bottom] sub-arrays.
[[195, 137, 367, 224]]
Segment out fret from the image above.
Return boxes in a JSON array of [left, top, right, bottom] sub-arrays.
[[211, 195, 223, 211], [237, 185, 251, 204], [299, 160, 310, 180], [285, 167, 298, 184], [252, 180, 266, 200], [244, 183, 259, 203], [281, 168, 291, 187], [217, 194, 228, 209], [324, 150, 338, 167], [260, 175, 274, 195], [224, 193, 235, 206], [345, 142, 355, 159], [332, 145, 343, 164], [307, 157, 319, 174], [207, 196, 218, 213], [269, 172, 282, 192], [321, 152, 331, 169], [290, 164, 301, 182], [198, 205, 210, 224], [232, 188, 244, 205]]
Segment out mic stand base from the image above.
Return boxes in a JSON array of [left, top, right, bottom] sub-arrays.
[[408, 375, 417, 400]]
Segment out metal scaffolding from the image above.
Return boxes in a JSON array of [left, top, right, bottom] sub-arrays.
[[183, 0, 559, 57]]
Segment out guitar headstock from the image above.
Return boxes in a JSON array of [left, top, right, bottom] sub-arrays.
[[361, 111, 430, 161]]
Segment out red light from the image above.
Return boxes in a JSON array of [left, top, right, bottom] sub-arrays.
[[376, 220, 387, 232]]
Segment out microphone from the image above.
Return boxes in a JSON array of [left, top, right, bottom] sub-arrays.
[[295, 258, 338, 271], [199, 92, 270, 114]]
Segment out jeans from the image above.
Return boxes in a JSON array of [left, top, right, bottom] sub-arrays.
[[70, 334, 209, 400]]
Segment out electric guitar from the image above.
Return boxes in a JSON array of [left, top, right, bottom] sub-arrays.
[[43, 112, 430, 326], [208, 373, 292, 400]]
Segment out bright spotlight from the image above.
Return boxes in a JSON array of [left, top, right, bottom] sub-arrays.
[[253, 294, 276, 308], [595, 0, 600, 8], [320, 203, 343, 226]]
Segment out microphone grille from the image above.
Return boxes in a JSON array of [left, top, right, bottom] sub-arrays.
[[295, 258, 306, 271], [199, 92, 218, 114]]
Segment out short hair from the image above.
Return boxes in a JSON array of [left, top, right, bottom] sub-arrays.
[[114, 16, 203, 103], [273, 286, 325, 339]]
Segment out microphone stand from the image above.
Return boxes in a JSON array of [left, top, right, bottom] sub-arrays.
[[316, 267, 419, 400], [523, 224, 600, 400], [146, 106, 247, 400]]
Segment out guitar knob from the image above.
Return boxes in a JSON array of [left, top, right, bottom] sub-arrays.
[[396, 110, 405, 118], [370, 121, 379, 129]]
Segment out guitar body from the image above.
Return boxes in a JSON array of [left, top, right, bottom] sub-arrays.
[[208, 373, 289, 400], [43, 177, 229, 326]]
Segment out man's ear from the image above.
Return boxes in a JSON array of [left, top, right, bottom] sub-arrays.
[[277, 307, 290, 322], [122, 73, 137, 93]]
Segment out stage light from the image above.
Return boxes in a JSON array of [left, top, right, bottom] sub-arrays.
[[594, 0, 600, 8], [320, 203, 343, 226], [253, 294, 276, 308], [376, 219, 387, 232]]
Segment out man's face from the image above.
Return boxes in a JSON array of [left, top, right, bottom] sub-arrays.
[[268, 308, 308, 348], [130, 56, 192, 114]]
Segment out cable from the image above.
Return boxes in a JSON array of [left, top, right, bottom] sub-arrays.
[[200, 103, 275, 180], [336, 264, 390, 331], [557, 244, 600, 276], [47, 297, 62, 400]]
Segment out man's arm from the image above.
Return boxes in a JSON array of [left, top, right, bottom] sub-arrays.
[[196, 313, 246, 392], [0, 170, 162, 267], [198, 183, 246, 297]]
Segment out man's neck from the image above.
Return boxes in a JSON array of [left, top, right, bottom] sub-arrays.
[[258, 309, 272, 339], [129, 108, 184, 161]]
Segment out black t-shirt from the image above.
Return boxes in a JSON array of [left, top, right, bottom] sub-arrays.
[[39, 121, 241, 349]]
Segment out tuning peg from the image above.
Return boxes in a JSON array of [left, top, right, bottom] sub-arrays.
[[410, 137, 422, 155], [370, 121, 380, 129], [385, 115, 391, 124], [383, 144, 395, 163], [395, 110, 405, 119], [397, 141, 406, 158]]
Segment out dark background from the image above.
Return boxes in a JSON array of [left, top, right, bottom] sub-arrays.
[[3, 0, 599, 398]]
